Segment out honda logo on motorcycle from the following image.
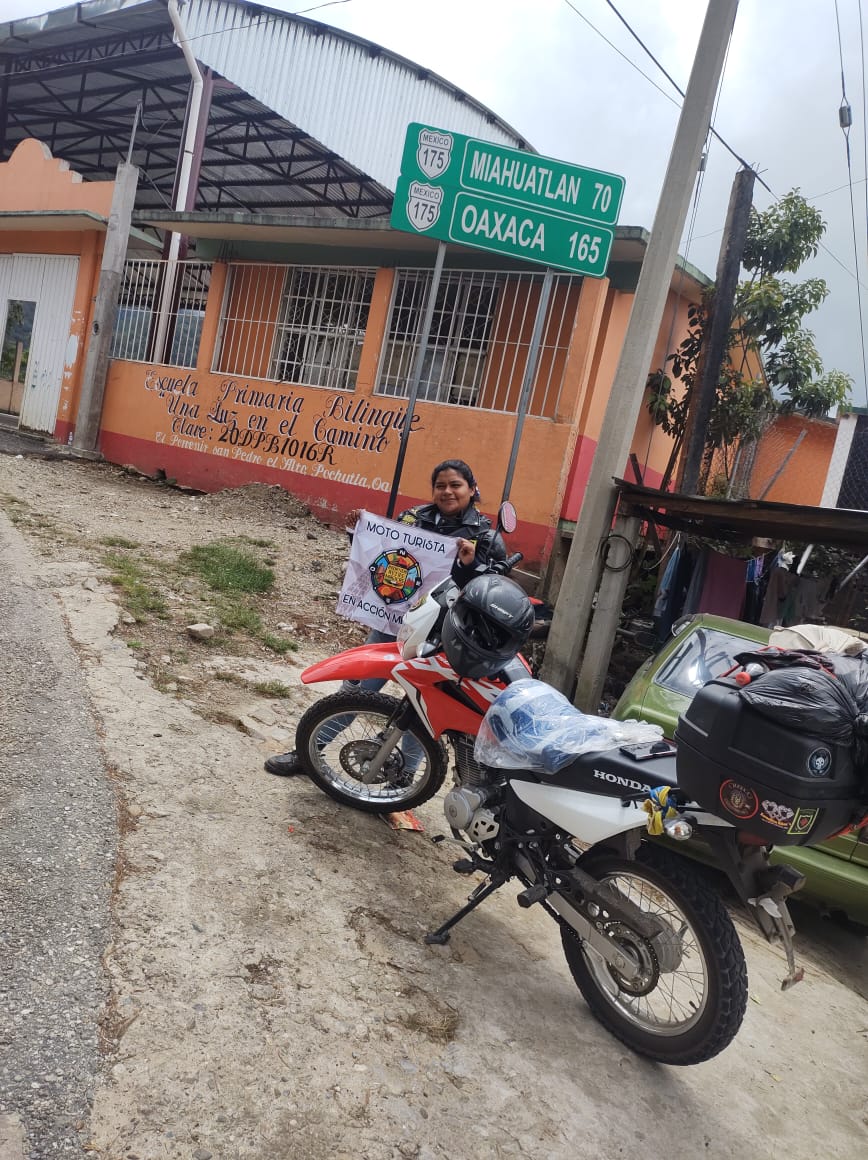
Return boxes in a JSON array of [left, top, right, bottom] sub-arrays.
[[593, 769, 647, 793]]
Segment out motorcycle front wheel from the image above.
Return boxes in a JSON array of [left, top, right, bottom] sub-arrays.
[[560, 843, 748, 1066], [295, 690, 447, 814]]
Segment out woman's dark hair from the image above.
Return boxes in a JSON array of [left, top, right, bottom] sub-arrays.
[[431, 459, 480, 501]]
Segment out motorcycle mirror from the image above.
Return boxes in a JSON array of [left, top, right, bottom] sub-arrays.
[[497, 501, 517, 535]]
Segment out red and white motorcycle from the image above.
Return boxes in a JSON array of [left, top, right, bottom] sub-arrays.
[[292, 506, 806, 1065]]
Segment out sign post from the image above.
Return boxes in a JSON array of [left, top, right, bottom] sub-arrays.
[[388, 123, 625, 507]]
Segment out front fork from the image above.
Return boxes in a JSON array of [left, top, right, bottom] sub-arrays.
[[360, 698, 423, 784]]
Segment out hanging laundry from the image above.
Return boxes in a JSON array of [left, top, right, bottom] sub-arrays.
[[695, 550, 747, 620], [760, 567, 831, 627], [682, 550, 709, 616]]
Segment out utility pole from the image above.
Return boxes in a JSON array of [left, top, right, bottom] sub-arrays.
[[71, 161, 139, 456], [541, 0, 740, 698], [679, 165, 756, 495]]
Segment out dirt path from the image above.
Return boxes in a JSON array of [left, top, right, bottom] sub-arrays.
[[1, 454, 866, 1160]]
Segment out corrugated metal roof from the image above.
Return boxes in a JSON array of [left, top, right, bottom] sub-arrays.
[[1, 1, 532, 220], [185, 0, 532, 191]]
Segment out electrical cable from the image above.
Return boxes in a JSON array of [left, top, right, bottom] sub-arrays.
[[835, 0, 868, 407], [560, 0, 678, 107], [565, 0, 868, 402], [588, 0, 773, 195], [639, 25, 734, 484]]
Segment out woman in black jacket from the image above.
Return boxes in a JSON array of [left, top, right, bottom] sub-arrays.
[[264, 458, 506, 775], [396, 458, 507, 587]]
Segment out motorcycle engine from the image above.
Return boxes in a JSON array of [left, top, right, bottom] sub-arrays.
[[444, 733, 501, 843], [443, 787, 501, 843]]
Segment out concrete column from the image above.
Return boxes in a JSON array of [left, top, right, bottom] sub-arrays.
[[71, 162, 139, 456], [541, 0, 740, 698]]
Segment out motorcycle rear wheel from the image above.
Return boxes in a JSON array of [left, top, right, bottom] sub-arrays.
[[560, 843, 747, 1065], [295, 690, 447, 814]]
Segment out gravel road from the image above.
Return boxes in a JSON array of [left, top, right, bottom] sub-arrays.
[[0, 448, 866, 1160], [0, 518, 116, 1158]]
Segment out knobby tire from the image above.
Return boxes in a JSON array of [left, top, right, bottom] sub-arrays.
[[295, 690, 447, 814], [560, 842, 748, 1065]]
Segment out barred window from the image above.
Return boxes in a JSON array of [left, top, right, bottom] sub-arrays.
[[110, 260, 211, 368], [378, 271, 498, 406], [377, 268, 579, 415], [214, 263, 375, 388]]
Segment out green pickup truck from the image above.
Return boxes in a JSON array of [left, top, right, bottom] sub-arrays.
[[611, 614, 868, 928]]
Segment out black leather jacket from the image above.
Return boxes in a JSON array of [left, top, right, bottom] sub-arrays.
[[397, 502, 507, 588]]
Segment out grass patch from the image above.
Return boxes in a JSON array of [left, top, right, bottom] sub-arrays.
[[260, 631, 298, 654], [215, 598, 263, 634], [127, 640, 144, 650], [179, 542, 274, 594], [101, 535, 139, 549], [102, 551, 167, 620], [253, 680, 292, 698]]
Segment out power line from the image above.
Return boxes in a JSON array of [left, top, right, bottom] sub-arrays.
[[584, 0, 774, 195], [560, 0, 678, 107], [835, 0, 868, 406], [565, 0, 868, 371]]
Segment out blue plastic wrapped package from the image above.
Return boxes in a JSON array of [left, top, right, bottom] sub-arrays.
[[474, 678, 664, 773]]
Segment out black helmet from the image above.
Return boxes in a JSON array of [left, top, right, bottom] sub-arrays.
[[442, 575, 534, 679]]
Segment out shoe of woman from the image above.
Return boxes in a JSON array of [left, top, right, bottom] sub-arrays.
[[264, 751, 304, 776]]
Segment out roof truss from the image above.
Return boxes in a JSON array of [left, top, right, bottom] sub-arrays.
[[1, 16, 392, 218]]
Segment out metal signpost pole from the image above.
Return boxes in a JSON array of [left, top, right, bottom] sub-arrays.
[[501, 267, 554, 502], [386, 240, 447, 519]]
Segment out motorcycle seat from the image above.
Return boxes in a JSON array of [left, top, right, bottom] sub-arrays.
[[512, 742, 679, 797]]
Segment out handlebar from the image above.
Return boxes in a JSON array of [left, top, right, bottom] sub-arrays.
[[501, 552, 524, 572]]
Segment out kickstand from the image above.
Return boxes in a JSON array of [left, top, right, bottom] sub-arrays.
[[424, 875, 506, 945]]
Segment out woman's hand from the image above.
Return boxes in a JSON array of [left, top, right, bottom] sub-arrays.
[[456, 537, 477, 565], [345, 508, 362, 528]]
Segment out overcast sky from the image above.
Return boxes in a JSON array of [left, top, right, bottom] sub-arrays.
[[6, 0, 868, 409]]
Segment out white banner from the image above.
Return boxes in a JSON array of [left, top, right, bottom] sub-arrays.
[[336, 511, 458, 635]]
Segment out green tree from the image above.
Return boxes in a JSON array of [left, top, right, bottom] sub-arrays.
[[647, 189, 852, 493]]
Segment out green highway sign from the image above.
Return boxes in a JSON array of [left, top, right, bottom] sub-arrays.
[[450, 191, 612, 276], [458, 140, 623, 226], [391, 181, 614, 278], [392, 123, 625, 276]]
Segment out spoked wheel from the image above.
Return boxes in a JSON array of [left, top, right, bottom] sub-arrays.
[[560, 843, 747, 1065], [295, 691, 447, 814]]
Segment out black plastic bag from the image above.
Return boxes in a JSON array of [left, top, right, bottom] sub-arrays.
[[828, 655, 868, 716], [739, 665, 859, 746]]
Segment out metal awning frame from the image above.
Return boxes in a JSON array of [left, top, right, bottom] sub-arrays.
[[613, 479, 868, 551], [1, 8, 392, 218]]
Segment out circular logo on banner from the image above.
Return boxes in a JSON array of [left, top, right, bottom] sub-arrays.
[[719, 779, 759, 820], [369, 550, 423, 605], [806, 747, 832, 777]]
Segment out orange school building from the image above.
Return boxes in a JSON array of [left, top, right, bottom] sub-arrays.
[[2, 138, 702, 575]]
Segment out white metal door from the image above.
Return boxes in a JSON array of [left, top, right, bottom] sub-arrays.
[[17, 255, 80, 434], [0, 257, 13, 404]]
